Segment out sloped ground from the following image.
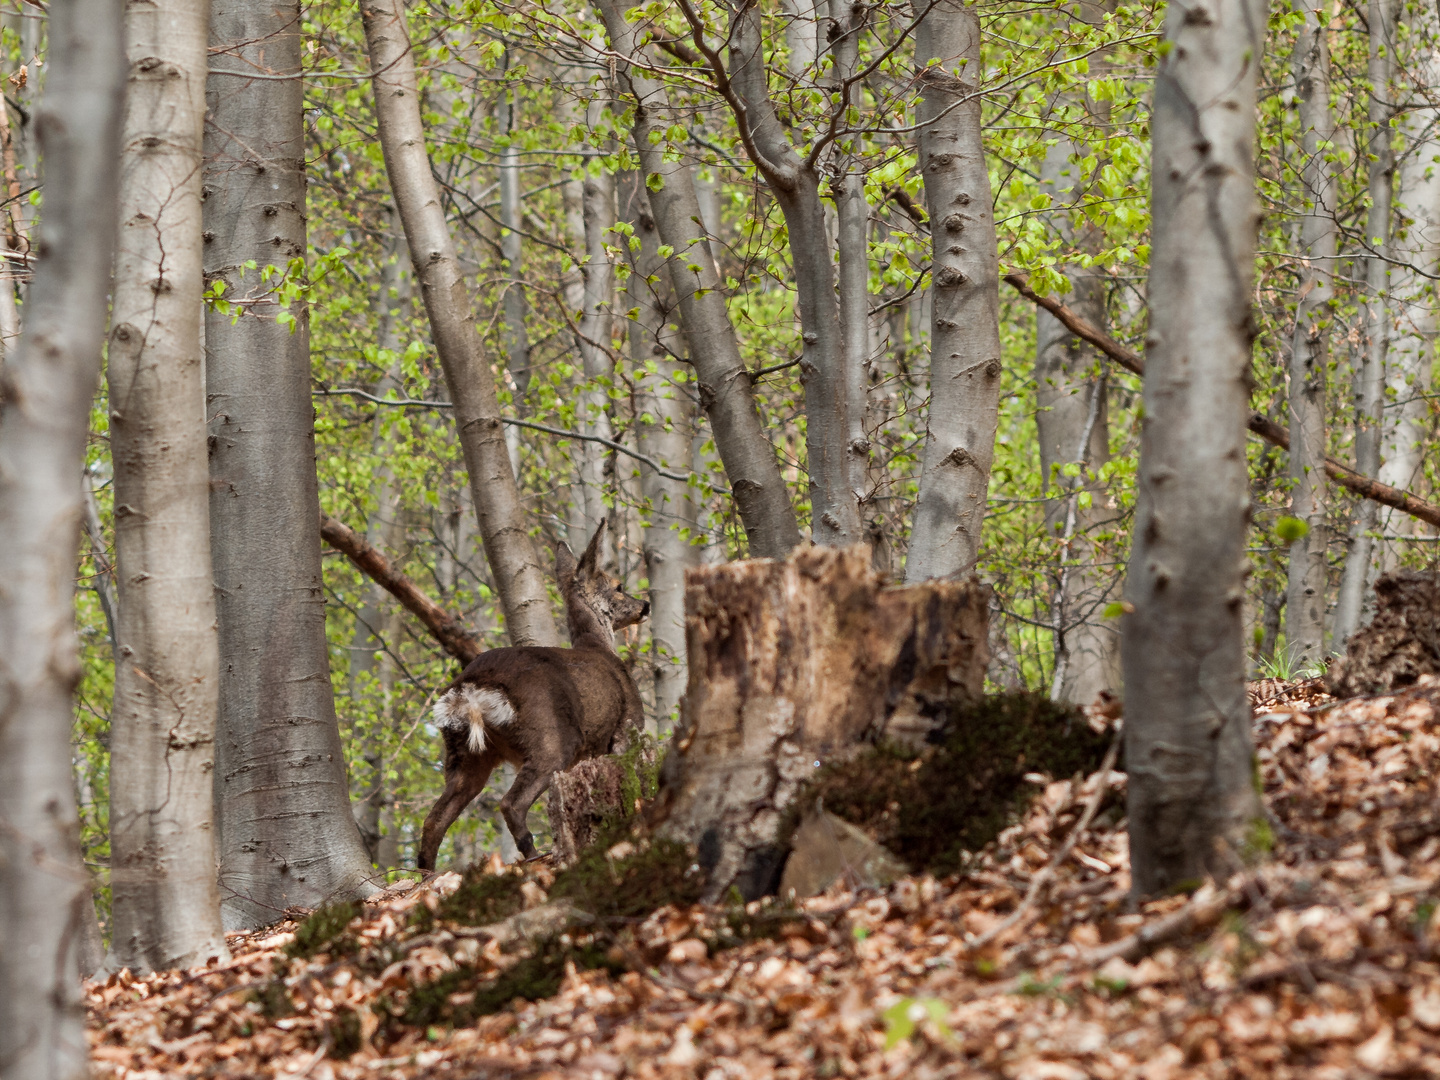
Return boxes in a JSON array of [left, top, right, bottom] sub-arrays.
[[88, 676, 1440, 1079]]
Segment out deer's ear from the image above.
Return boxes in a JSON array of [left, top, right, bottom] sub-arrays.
[[578, 519, 607, 575], [555, 541, 578, 591]]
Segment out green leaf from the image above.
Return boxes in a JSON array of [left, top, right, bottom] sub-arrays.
[[1274, 516, 1309, 542], [646, 171, 665, 193]]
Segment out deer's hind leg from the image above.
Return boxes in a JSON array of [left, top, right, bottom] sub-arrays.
[[419, 736, 502, 872]]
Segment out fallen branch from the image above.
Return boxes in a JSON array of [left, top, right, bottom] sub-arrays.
[[318, 512, 481, 664], [1003, 272, 1440, 530]]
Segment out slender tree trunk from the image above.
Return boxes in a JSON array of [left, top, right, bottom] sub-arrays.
[[496, 85, 528, 473], [596, 0, 801, 559], [780, 0, 817, 77], [622, 174, 696, 730], [0, 0, 123, 1069], [1334, 0, 1397, 645], [206, 0, 376, 928], [361, 0, 559, 647], [1123, 0, 1267, 896], [1035, 136, 1119, 704], [1376, 3, 1440, 573], [726, 1, 863, 545], [107, 0, 228, 971], [1284, 0, 1336, 664], [579, 169, 617, 533], [904, 0, 1003, 582]]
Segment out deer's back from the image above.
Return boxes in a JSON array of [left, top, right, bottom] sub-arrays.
[[457, 645, 639, 761]]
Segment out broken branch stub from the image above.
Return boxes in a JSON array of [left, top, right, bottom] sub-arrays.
[[653, 545, 990, 901]]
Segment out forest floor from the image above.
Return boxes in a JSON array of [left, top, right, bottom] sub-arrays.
[[87, 674, 1440, 1079]]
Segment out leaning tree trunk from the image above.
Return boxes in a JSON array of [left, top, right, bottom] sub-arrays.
[[205, 0, 376, 928], [596, 0, 802, 559], [654, 546, 990, 901], [1122, 0, 1267, 897], [1334, 0, 1397, 646], [361, 0, 559, 647], [106, 0, 229, 972], [623, 174, 696, 729], [1284, 0, 1336, 665], [904, 0, 1003, 582], [0, 0, 123, 1072], [726, 0, 864, 546]]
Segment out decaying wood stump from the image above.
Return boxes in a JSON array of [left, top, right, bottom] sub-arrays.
[[545, 726, 659, 867], [651, 545, 990, 901], [1329, 570, 1440, 696]]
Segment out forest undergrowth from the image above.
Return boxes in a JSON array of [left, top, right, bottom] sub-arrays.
[[87, 676, 1440, 1079]]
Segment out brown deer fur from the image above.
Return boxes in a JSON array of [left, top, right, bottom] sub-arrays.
[[418, 522, 648, 869]]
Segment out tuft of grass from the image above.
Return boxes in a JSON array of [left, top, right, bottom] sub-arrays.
[[793, 691, 1113, 875], [286, 901, 363, 960]]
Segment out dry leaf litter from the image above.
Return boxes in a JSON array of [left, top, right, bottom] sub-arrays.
[[87, 675, 1440, 1078]]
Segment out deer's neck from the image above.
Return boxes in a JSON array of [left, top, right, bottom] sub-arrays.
[[567, 608, 615, 653]]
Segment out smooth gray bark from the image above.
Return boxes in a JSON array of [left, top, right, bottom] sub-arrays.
[[496, 88, 531, 409], [1123, 0, 1267, 896], [206, 0, 376, 928], [1035, 137, 1119, 704], [1283, 0, 1336, 664], [623, 174, 696, 730], [1334, 0, 1397, 646], [1376, 4, 1440, 572], [904, 0, 1003, 581], [361, 0, 559, 647], [107, 0, 229, 971], [779, 0, 817, 77], [0, 0, 123, 1069], [726, 0, 863, 545], [578, 170, 617, 533], [596, 0, 801, 558]]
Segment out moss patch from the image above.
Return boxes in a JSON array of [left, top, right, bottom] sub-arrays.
[[549, 825, 705, 920], [798, 691, 1112, 874], [412, 866, 528, 933], [286, 901, 363, 960]]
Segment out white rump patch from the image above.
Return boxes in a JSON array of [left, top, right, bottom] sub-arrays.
[[432, 684, 516, 753]]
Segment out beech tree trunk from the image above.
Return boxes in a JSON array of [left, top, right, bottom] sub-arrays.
[[1122, 0, 1267, 896], [1334, 0, 1397, 646], [206, 0, 376, 927], [1035, 135, 1118, 704], [655, 547, 990, 901], [361, 0, 559, 647], [725, 0, 863, 546], [596, 0, 802, 559], [623, 174, 696, 729], [1284, 0, 1335, 664], [904, 0, 1003, 582], [106, 0, 229, 971], [0, 0, 123, 1070], [1376, 4, 1440, 574], [578, 168, 616, 534]]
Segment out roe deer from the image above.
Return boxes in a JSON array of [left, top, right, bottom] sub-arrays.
[[418, 521, 648, 869]]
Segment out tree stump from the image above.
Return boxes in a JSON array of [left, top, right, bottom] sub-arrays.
[[652, 545, 990, 900]]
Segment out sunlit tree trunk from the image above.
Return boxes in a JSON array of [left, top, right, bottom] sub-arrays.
[[496, 81, 528, 472], [107, 0, 228, 971], [1283, 0, 1336, 664], [596, 0, 801, 558], [1035, 135, 1119, 704], [0, 0, 123, 1069], [578, 168, 617, 534], [904, 0, 1003, 581], [361, 0, 559, 647], [1334, 0, 1397, 645], [206, 0, 376, 927], [1376, 4, 1440, 574], [1123, 0, 1267, 895], [622, 174, 696, 730]]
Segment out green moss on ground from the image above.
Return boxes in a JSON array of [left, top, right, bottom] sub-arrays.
[[798, 691, 1113, 875], [286, 900, 363, 960], [411, 866, 528, 933], [549, 825, 704, 920]]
